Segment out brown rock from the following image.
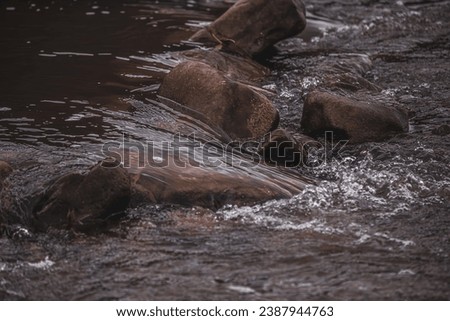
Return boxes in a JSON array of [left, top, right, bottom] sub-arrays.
[[301, 91, 409, 143], [432, 124, 450, 136], [259, 129, 311, 167], [132, 160, 308, 210], [158, 60, 279, 140], [32, 158, 131, 231], [190, 0, 307, 56], [0, 161, 13, 194], [180, 49, 269, 82], [0, 161, 12, 180], [110, 149, 313, 210]]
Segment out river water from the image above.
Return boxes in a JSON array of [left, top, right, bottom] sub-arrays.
[[0, 0, 449, 300]]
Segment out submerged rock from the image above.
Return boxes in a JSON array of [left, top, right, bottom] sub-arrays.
[[32, 159, 131, 231], [107, 149, 312, 210], [190, 0, 307, 56], [432, 124, 450, 136], [0, 161, 12, 192], [0, 161, 12, 178], [180, 49, 270, 82], [300, 91, 409, 143], [100, 146, 313, 209], [0, 161, 13, 227], [258, 129, 313, 167], [317, 54, 381, 93], [158, 60, 279, 139]]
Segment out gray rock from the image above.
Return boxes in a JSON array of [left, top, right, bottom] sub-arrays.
[[190, 0, 307, 56], [301, 91, 409, 143]]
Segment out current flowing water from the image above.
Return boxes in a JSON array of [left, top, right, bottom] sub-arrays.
[[0, 0, 449, 299]]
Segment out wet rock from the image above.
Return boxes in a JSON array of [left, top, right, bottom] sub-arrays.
[[0, 161, 13, 192], [190, 0, 307, 56], [301, 91, 409, 143], [158, 60, 279, 139], [432, 124, 450, 136], [258, 129, 314, 167], [438, 186, 450, 202], [0, 161, 12, 179], [180, 49, 270, 82], [117, 150, 311, 210], [318, 54, 381, 93], [0, 162, 13, 225], [132, 164, 303, 209], [324, 72, 382, 93], [32, 159, 131, 231]]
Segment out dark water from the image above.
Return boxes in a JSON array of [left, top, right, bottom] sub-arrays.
[[1, 0, 449, 300]]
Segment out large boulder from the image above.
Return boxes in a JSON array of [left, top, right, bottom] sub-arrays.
[[32, 159, 131, 231], [158, 60, 279, 140], [190, 0, 307, 56], [301, 91, 409, 143]]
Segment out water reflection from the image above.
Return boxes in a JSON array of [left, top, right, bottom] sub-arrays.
[[0, 0, 220, 147]]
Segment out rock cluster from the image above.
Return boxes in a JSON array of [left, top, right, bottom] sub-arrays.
[[158, 0, 309, 161], [1, 0, 412, 232], [2, 0, 309, 232]]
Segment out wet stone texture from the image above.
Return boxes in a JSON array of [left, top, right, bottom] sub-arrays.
[[0, 161, 13, 192], [301, 90, 409, 143], [32, 159, 131, 232], [158, 60, 279, 140], [190, 0, 307, 56]]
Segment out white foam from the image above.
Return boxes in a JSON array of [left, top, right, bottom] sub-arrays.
[[27, 256, 55, 270], [398, 269, 415, 276], [228, 285, 256, 294], [374, 233, 415, 247]]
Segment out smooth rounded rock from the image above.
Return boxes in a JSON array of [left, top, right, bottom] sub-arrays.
[[123, 150, 310, 210], [432, 124, 450, 136], [301, 91, 409, 143], [158, 60, 279, 140], [190, 0, 307, 56], [32, 159, 131, 231]]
